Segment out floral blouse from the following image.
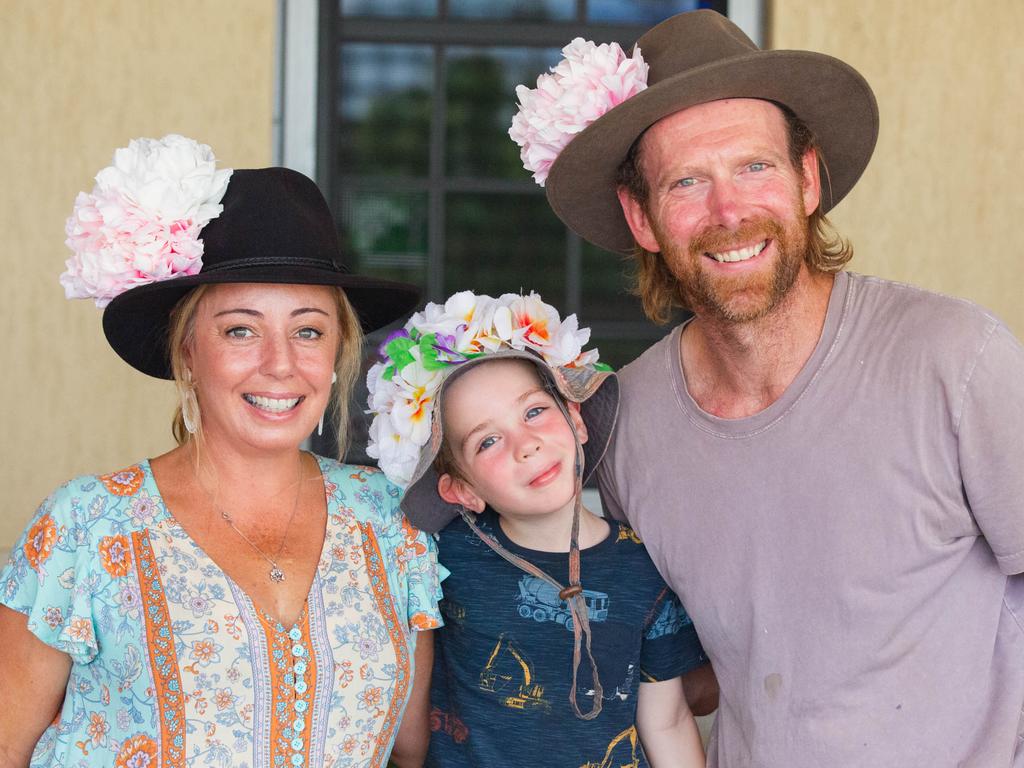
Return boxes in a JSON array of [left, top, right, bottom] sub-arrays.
[[1, 456, 444, 767]]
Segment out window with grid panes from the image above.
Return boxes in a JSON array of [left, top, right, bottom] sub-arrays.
[[313, 0, 738, 461]]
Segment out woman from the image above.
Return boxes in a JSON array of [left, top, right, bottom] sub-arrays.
[[0, 136, 442, 767]]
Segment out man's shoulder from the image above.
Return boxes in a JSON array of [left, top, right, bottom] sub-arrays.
[[847, 272, 1002, 342], [616, 324, 681, 390]]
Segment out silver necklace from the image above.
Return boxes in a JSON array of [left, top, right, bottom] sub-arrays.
[[197, 462, 303, 583]]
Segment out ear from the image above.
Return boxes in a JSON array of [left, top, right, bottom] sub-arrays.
[[800, 147, 822, 216], [616, 187, 661, 253], [567, 401, 588, 445], [437, 473, 486, 513]]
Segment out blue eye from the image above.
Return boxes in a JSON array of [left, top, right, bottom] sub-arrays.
[[748, 162, 768, 172], [226, 326, 253, 339], [297, 327, 323, 340], [477, 436, 498, 452], [525, 406, 547, 420], [674, 177, 697, 188]]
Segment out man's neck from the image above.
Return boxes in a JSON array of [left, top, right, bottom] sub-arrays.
[[681, 269, 836, 419]]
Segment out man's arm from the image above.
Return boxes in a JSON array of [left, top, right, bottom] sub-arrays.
[[636, 676, 705, 767], [682, 662, 719, 716], [390, 629, 434, 768], [0, 605, 71, 768]]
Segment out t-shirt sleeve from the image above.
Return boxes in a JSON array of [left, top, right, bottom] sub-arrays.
[[958, 321, 1024, 575], [371, 473, 446, 631], [0, 480, 99, 664], [596, 460, 628, 523], [637, 586, 707, 682]]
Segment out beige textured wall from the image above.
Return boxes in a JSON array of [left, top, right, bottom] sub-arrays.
[[0, 1, 276, 548], [770, 0, 1024, 334]]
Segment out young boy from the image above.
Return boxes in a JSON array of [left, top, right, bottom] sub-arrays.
[[367, 291, 707, 767]]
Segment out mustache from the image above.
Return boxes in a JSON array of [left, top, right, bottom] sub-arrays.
[[688, 218, 785, 257]]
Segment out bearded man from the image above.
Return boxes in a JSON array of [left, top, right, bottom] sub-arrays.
[[514, 10, 1024, 767]]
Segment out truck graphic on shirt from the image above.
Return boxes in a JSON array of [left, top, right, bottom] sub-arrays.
[[516, 575, 609, 630]]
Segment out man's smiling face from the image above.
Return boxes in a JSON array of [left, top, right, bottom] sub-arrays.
[[619, 98, 821, 324]]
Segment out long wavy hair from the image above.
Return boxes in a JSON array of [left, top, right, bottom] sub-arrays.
[[615, 104, 853, 324]]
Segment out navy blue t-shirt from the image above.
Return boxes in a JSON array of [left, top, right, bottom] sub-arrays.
[[427, 510, 706, 767]]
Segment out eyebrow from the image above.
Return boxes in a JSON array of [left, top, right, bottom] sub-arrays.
[[457, 385, 548, 454], [213, 307, 331, 318]]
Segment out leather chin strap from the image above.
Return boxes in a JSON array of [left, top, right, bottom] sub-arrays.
[[457, 393, 603, 720]]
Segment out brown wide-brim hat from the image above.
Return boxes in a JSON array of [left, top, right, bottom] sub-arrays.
[[400, 349, 619, 534], [545, 9, 879, 253], [102, 167, 420, 379]]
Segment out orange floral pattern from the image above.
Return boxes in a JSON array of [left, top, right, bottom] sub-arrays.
[[0, 457, 443, 766], [114, 733, 158, 768], [98, 535, 132, 577], [99, 465, 144, 496], [24, 513, 57, 571], [410, 611, 441, 630]]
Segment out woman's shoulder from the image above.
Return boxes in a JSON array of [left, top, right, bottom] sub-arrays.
[[34, 462, 155, 525], [315, 456, 395, 493], [314, 456, 405, 524]]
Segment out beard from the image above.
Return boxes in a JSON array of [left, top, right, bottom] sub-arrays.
[[657, 207, 811, 324]]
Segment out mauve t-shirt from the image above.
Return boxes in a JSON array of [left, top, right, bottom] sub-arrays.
[[599, 271, 1024, 767]]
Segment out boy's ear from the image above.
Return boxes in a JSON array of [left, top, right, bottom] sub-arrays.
[[567, 401, 588, 445], [437, 473, 486, 513]]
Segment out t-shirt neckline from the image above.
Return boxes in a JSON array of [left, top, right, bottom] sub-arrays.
[[670, 270, 852, 437]]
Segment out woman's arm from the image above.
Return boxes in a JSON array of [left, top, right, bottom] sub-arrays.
[[636, 676, 705, 768], [390, 630, 434, 768], [0, 605, 71, 768]]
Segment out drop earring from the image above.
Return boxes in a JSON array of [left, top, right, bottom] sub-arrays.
[[181, 369, 200, 435], [318, 371, 338, 437]]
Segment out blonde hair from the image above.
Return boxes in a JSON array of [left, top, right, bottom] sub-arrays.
[[615, 104, 854, 325], [167, 284, 365, 460]]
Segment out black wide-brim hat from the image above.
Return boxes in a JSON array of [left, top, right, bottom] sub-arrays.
[[103, 167, 420, 379], [544, 9, 880, 253]]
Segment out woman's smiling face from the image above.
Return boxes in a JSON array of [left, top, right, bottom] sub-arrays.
[[187, 282, 340, 455]]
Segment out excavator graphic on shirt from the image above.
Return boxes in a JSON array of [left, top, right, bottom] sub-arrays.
[[478, 633, 551, 712]]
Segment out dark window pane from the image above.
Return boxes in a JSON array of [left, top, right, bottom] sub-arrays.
[[588, 0, 707, 24], [446, 47, 561, 179], [445, 193, 565, 302], [448, 0, 572, 21], [337, 189, 429, 286], [337, 44, 433, 176], [580, 241, 647, 323], [340, 0, 438, 17]]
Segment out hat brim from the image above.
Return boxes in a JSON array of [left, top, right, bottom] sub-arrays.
[[545, 49, 879, 253], [102, 266, 420, 380], [399, 350, 620, 534]]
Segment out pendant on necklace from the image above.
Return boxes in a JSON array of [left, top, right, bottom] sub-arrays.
[[270, 566, 285, 583]]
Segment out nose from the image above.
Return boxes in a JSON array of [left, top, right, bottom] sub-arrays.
[[515, 431, 542, 461], [707, 177, 748, 231], [259, 333, 295, 379]]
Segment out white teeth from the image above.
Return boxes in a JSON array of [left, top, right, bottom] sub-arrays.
[[711, 240, 767, 263], [244, 394, 301, 413]]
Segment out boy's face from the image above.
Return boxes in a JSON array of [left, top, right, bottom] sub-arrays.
[[437, 359, 587, 520]]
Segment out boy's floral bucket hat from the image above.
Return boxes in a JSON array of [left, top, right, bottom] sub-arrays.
[[365, 290, 619, 534]]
